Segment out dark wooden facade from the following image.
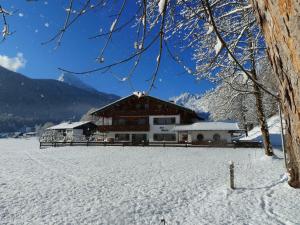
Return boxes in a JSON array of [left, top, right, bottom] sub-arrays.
[[91, 94, 201, 132], [75, 122, 98, 136]]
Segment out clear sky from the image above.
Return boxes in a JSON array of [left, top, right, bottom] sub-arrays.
[[0, 0, 214, 99]]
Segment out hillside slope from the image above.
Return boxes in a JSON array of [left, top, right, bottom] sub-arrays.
[[242, 115, 283, 146], [58, 73, 98, 93], [0, 66, 119, 132]]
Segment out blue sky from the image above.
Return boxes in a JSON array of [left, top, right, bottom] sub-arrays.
[[0, 0, 214, 99]]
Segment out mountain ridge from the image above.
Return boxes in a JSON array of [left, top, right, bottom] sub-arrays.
[[58, 73, 98, 93], [0, 66, 119, 132], [170, 92, 211, 120]]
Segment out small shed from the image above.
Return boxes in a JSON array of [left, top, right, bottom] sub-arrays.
[[173, 122, 244, 144], [47, 121, 97, 142]]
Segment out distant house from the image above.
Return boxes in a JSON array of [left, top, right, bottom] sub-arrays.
[[90, 92, 202, 143], [46, 121, 97, 142]]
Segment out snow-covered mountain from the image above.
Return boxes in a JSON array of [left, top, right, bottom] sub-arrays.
[[58, 73, 97, 93], [170, 92, 211, 119]]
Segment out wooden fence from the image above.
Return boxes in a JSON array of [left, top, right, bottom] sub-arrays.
[[39, 140, 262, 149]]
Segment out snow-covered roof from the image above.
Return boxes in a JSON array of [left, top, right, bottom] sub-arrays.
[[47, 121, 92, 130], [173, 122, 242, 131]]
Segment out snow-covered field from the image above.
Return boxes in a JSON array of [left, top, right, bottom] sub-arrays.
[[0, 138, 299, 225]]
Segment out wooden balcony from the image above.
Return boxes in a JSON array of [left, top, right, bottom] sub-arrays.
[[97, 110, 182, 117], [98, 124, 150, 132]]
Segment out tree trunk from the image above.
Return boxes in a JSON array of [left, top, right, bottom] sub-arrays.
[[253, 81, 274, 156], [247, 29, 273, 156], [251, 0, 300, 188]]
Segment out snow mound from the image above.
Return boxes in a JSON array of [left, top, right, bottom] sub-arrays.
[[242, 114, 283, 146]]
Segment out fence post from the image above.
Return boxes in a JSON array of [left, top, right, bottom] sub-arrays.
[[229, 161, 235, 189]]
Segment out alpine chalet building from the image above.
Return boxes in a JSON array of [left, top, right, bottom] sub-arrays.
[[90, 92, 202, 143]]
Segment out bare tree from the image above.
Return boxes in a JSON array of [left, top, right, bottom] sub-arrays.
[[196, 60, 278, 134], [0, 4, 12, 42], [158, 0, 276, 155]]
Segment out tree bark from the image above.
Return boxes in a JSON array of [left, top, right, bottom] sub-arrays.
[[251, 0, 300, 188]]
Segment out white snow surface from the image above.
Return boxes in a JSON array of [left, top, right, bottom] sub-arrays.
[[110, 19, 117, 32], [47, 121, 91, 130], [1, 138, 299, 225], [174, 121, 240, 131], [214, 37, 223, 55], [242, 114, 283, 146]]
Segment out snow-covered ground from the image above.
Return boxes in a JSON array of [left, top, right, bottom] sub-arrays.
[[242, 115, 283, 146], [0, 138, 299, 225]]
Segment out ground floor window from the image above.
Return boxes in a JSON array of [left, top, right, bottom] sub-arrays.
[[153, 133, 176, 141], [197, 134, 204, 141], [213, 133, 221, 142], [132, 134, 147, 143], [181, 133, 188, 142], [115, 133, 130, 141]]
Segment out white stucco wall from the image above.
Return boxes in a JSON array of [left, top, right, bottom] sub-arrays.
[[148, 115, 180, 142], [188, 130, 232, 142]]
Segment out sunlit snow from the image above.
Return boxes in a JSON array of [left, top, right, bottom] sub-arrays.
[[0, 138, 299, 224]]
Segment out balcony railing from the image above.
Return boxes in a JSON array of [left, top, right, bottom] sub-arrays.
[[97, 110, 181, 117], [98, 124, 150, 132]]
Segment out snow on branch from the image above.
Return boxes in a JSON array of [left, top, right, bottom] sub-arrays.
[[158, 0, 167, 14]]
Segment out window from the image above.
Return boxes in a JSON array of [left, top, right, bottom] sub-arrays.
[[153, 133, 176, 141], [153, 117, 176, 125], [115, 133, 130, 141], [137, 118, 147, 125], [213, 133, 221, 142], [164, 134, 176, 141], [153, 134, 163, 141], [197, 134, 204, 141], [114, 118, 126, 125], [181, 134, 188, 142]]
